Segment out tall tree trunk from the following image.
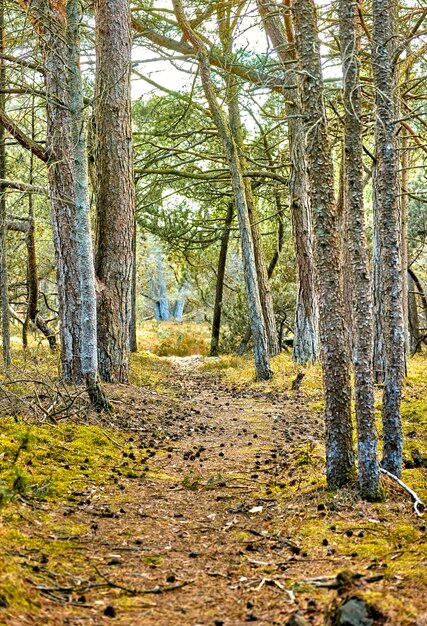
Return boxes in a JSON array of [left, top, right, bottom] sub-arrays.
[[95, 0, 135, 382], [372, 0, 404, 476], [372, 166, 385, 383], [129, 219, 137, 352], [0, 0, 11, 368], [294, 0, 355, 488], [173, 0, 272, 381], [400, 122, 410, 355], [337, 148, 354, 357], [257, 0, 318, 364], [211, 202, 233, 356], [340, 0, 380, 499], [29, 0, 108, 409], [23, 106, 37, 350], [226, 78, 279, 357]]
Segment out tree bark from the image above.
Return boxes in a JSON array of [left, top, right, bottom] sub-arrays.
[[0, 0, 11, 368], [27, 0, 108, 409], [95, 0, 135, 382], [339, 0, 380, 499], [408, 271, 420, 355], [372, 166, 385, 384], [129, 218, 137, 352], [371, 0, 404, 476], [173, 0, 272, 381], [211, 202, 233, 356], [294, 0, 355, 488], [400, 121, 410, 355], [22, 107, 37, 350], [257, 0, 318, 364], [226, 77, 279, 357]]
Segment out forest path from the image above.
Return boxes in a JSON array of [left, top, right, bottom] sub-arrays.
[[1, 356, 426, 625]]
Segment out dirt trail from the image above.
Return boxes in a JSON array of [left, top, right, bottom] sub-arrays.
[[1, 357, 426, 625]]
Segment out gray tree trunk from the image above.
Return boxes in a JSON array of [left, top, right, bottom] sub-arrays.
[[257, 0, 318, 364], [173, 0, 272, 381], [339, 0, 380, 500], [294, 0, 355, 489], [226, 77, 279, 357], [372, 166, 385, 384], [95, 0, 135, 382], [400, 123, 410, 355], [0, 0, 11, 368], [29, 0, 108, 409], [372, 0, 404, 477]]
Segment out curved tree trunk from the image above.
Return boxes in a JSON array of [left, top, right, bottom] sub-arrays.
[[173, 0, 272, 381], [226, 76, 279, 357], [95, 0, 135, 382], [372, 0, 404, 476], [294, 0, 355, 489], [339, 0, 380, 499]]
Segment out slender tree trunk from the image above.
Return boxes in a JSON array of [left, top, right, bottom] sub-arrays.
[[408, 271, 419, 355], [294, 0, 355, 488], [0, 0, 11, 368], [173, 0, 272, 381], [95, 0, 135, 382], [372, 0, 404, 476], [337, 148, 354, 357], [129, 218, 137, 352], [340, 0, 380, 499], [226, 78, 279, 356], [211, 202, 233, 356], [408, 268, 427, 353], [68, 0, 108, 407], [257, 0, 318, 364], [23, 106, 37, 350], [372, 166, 385, 383], [400, 122, 410, 355]]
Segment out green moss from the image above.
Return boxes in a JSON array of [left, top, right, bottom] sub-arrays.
[[142, 555, 162, 567], [0, 418, 126, 504]]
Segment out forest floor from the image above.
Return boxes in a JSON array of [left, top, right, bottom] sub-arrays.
[[0, 333, 427, 625]]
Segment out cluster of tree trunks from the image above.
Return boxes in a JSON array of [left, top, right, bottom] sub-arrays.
[[1, 0, 135, 404], [0, 0, 418, 495]]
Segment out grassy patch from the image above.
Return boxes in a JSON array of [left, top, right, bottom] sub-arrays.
[[135, 321, 210, 357]]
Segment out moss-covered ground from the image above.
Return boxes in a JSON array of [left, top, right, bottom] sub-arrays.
[[0, 325, 426, 625]]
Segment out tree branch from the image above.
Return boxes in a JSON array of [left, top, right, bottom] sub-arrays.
[[0, 178, 48, 194], [0, 108, 47, 162], [131, 17, 292, 93]]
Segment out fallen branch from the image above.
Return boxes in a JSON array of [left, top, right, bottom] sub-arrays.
[[380, 468, 425, 516], [95, 567, 193, 595]]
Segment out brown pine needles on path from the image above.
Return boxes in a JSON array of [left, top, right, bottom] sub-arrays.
[[0, 356, 426, 625]]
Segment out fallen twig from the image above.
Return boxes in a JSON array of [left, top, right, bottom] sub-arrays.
[[95, 567, 193, 595], [380, 468, 425, 516]]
